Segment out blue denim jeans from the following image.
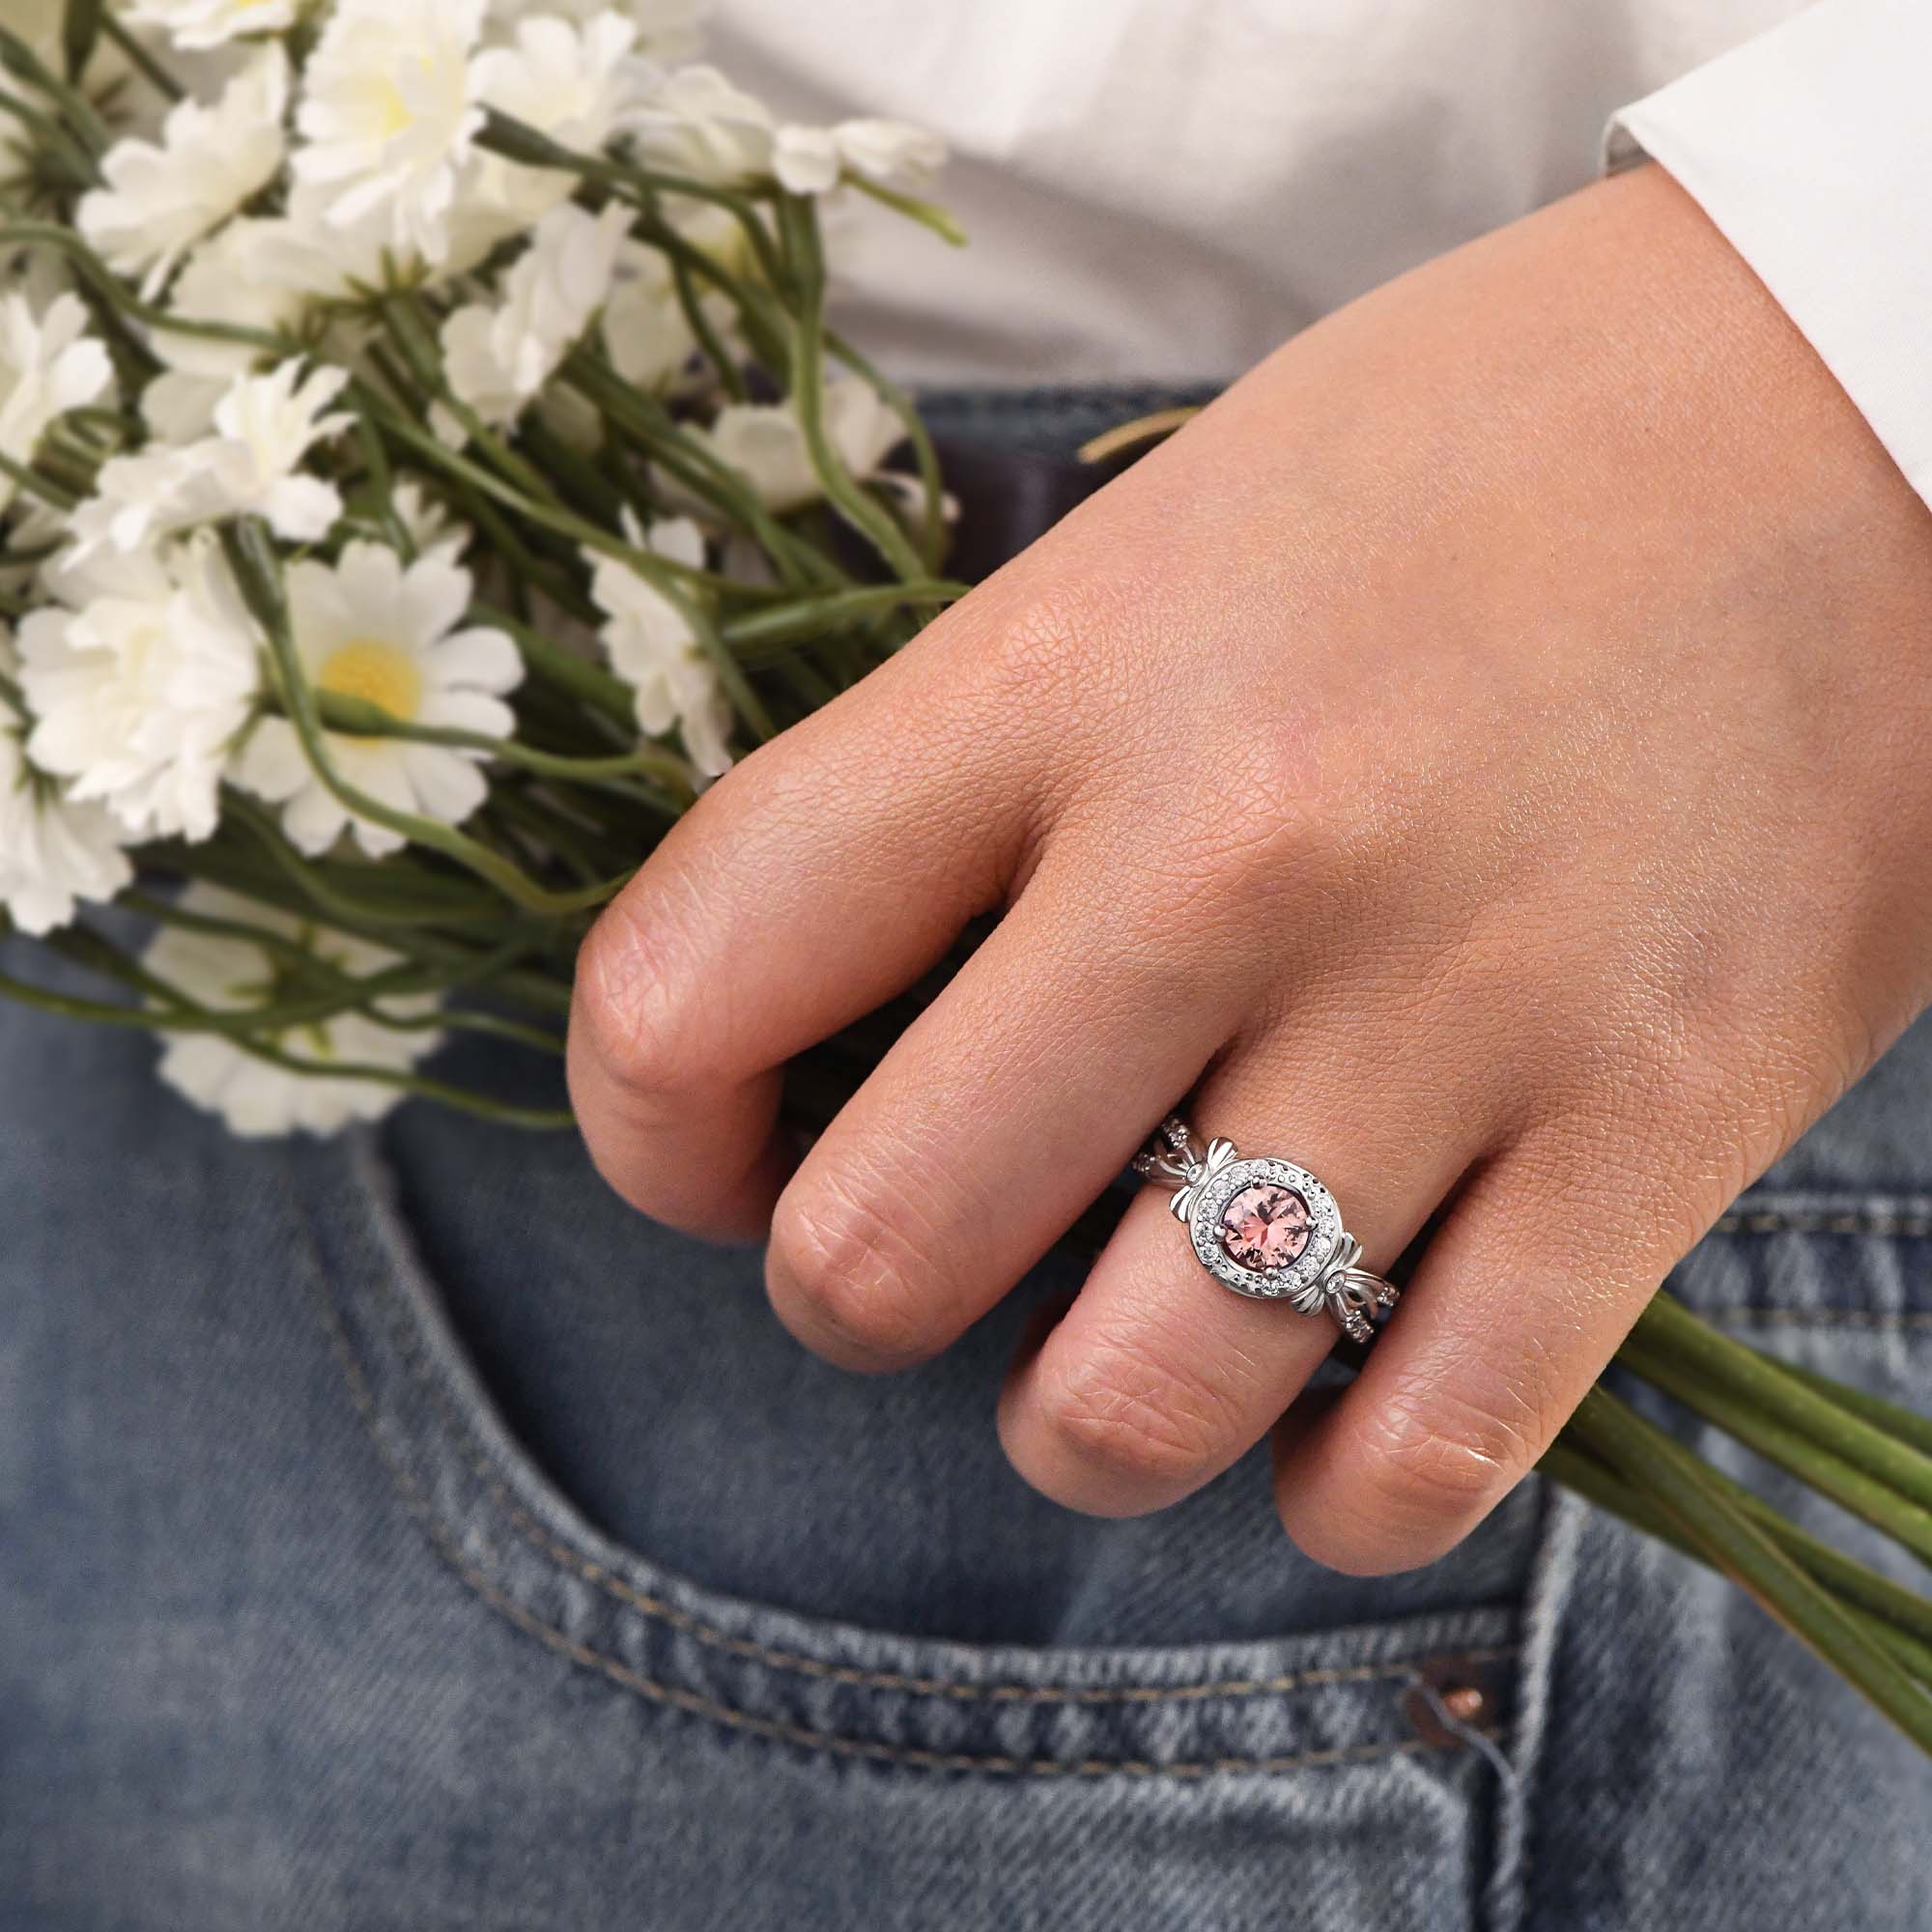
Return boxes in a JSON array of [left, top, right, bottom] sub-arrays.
[[4, 393, 1930, 1928]]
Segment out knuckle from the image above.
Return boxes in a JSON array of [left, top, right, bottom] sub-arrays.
[[1033, 1347, 1227, 1502], [572, 883, 705, 1098], [1340, 1376, 1539, 1547], [767, 1169, 939, 1368]]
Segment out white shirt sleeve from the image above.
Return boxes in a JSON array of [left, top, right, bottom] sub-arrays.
[[1605, 0, 1932, 512]]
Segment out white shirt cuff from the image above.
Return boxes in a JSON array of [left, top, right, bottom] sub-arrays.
[[1606, 0, 1932, 514]]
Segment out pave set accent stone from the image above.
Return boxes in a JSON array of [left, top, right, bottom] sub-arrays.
[[1218, 1182, 1312, 1271], [1186, 1154, 1343, 1302]]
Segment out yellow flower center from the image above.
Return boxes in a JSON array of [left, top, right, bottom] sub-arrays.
[[318, 639, 422, 727]]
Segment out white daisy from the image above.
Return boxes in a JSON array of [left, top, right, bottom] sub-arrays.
[[76, 45, 291, 298], [624, 65, 776, 185], [600, 206, 743, 393], [0, 643, 134, 937], [146, 884, 442, 1138], [390, 480, 471, 565], [469, 12, 655, 225], [440, 199, 633, 430], [295, 0, 488, 264], [18, 532, 261, 842], [0, 293, 112, 516], [142, 220, 314, 440], [586, 514, 732, 777], [688, 377, 902, 514], [485, 0, 707, 60], [69, 361, 353, 561], [236, 541, 522, 858], [120, 0, 301, 50]]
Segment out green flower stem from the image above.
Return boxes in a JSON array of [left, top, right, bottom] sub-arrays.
[[669, 249, 748, 401], [223, 521, 635, 916], [1567, 1387, 1932, 1751], [1555, 1422, 1932, 1651], [10, 939, 445, 1040], [305, 689, 693, 801], [1617, 1335, 1932, 1565], [0, 224, 295, 356], [116, 889, 568, 1059], [379, 296, 561, 511], [0, 87, 99, 187], [0, 26, 109, 154], [721, 580, 969, 660], [209, 793, 507, 929], [345, 385, 785, 751], [1769, 1356, 1932, 1462], [468, 599, 637, 725], [1634, 1293, 1932, 1515], [824, 326, 950, 572], [170, 833, 577, 1018], [519, 411, 643, 532], [476, 113, 788, 293], [1539, 1440, 1932, 1684], [229, 1036, 575, 1131], [562, 352, 841, 592], [845, 172, 969, 248], [98, 13, 183, 101], [0, 447, 76, 511], [616, 196, 794, 382], [774, 193, 930, 585]]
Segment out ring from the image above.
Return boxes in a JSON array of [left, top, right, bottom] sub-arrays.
[[1131, 1116, 1400, 1343]]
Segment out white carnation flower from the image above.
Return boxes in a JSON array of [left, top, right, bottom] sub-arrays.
[[0, 293, 113, 515], [587, 514, 732, 777], [76, 45, 291, 298], [236, 541, 522, 858], [146, 884, 442, 1138], [18, 532, 261, 842], [70, 361, 353, 561], [295, 0, 488, 264], [0, 660, 135, 937], [688, 378, 902, 514], [120, 0, 301, 50], [624, 64, 776, 185], [440, 199, 632, 430]]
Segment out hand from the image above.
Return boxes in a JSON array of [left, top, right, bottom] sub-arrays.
[[568, 164, 1932, 1574]]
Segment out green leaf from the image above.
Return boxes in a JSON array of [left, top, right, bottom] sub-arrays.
[[62, 0, 101, 82]]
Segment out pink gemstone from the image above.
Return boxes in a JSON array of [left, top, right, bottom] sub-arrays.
[[1219, 1183, 1312, 1271]]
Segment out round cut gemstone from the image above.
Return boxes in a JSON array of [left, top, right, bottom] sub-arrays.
[[1218, 1182, 1312, 1271]]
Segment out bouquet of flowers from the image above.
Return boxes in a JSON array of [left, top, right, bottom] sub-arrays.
[[2, 0, 1928, 1752]]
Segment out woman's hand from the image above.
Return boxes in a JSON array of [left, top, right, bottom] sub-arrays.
[[567, 163, 1932, 1575]]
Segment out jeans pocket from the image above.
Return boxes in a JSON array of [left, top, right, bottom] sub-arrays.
[[298, 1128, 1528, 1932]]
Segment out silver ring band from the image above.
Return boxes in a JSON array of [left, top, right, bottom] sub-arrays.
[[1132, 1116, 1399, 1343]]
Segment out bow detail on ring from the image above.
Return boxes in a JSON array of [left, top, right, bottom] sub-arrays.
[[1169, 1137, 1237, 1222]]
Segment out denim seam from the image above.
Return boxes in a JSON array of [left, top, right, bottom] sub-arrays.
[[1714, 1208, 1932, 1237], [334, 1138, 1522, 1711], [1710, 1308, 1932, 1330], [306, 1196, 1509, 1775], [1481, 1485, 1587, 1932]]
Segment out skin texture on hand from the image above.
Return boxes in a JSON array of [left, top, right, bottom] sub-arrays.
[[568, 162, 1932, 1576]]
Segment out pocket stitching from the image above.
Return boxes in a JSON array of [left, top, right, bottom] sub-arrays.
[[310, 1224, 1506, 1774], [388, 1273, 1515, 1702]]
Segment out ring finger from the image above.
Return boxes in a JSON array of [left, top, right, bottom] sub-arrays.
[[997, 1003, 1510, 1518]]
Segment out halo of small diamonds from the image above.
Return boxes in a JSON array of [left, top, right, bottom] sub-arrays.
[[1187, 1157, 1342, 1307]]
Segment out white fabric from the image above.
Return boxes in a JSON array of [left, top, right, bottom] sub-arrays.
[[713, 0, 1932, 517]]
